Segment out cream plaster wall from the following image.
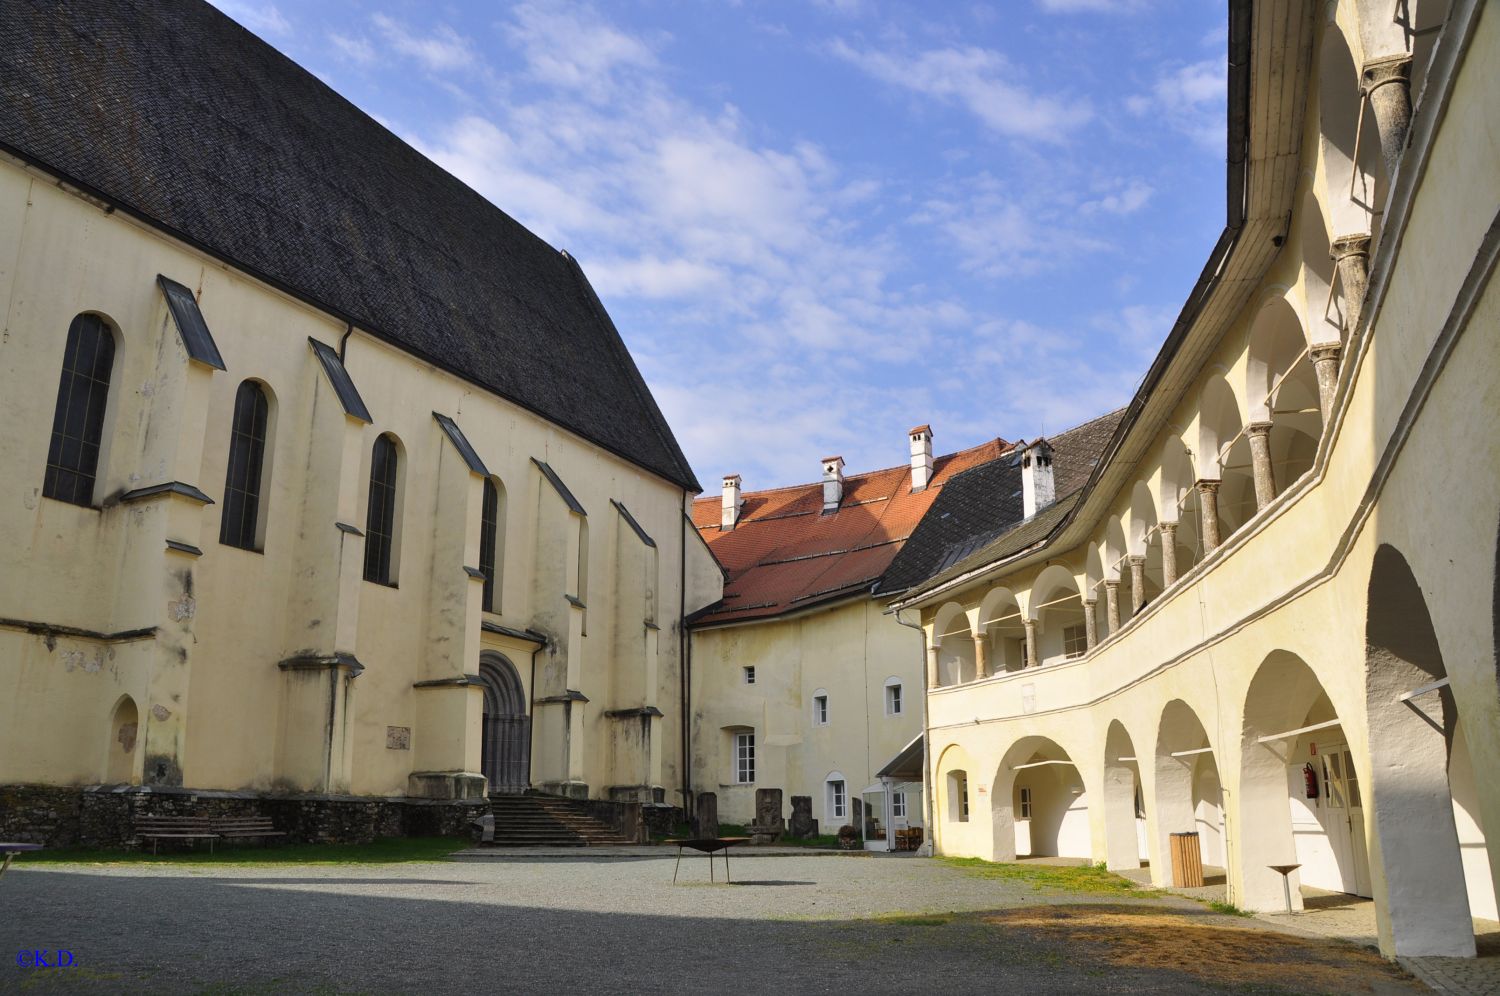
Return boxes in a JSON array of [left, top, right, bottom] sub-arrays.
[[690, 597, 923, 829], [913, 1, 1499, 960], [0, 156, 722, 803]]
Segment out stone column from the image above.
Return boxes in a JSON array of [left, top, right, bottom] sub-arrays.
[[1127, 555, 1147, 615], [1196, 480, 1222, 553], [1310, 342, 1343, 424], [1246, 421, 1277, 511], [1103, 580, 1121, 635], [1160, 522, 1179, 588], [1331, 233, 1372, 336], [926, 644, 940, 688], [1362, 54, 1413, 180], [1023, 619, 1039, 669], [973, 634, 990, 680], [1083, 598, 1098, 650]]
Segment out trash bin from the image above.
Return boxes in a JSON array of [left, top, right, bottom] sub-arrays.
[[1169, 831, 1204, 888]]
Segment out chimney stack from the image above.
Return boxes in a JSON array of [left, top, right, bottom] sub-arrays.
[[821, 456, 845, 511], [721, 474, 743, 529], [909, 424, 934, 492], [1021, 440, 1056, 519]]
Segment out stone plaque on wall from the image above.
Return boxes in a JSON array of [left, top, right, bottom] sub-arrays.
[[386, 726, 411, 750]]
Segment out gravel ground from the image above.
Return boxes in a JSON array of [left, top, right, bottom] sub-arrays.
[[0, 854, 1419, 994]]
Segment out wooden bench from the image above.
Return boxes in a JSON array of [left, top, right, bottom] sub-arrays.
[[134, 816, 219, 854], [210, 817, 286, 844]]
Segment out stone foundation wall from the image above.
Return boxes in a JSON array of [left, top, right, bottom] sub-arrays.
[[0, 784, 487, 848]]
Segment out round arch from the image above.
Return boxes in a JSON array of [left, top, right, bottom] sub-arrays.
[[1364, 545, 1491, 955], [978, 588, 1024, 676], [1102, 719, 1145, 871], [478, 651, 530, 794], [933, 601, 976, 685], [1030, 565, 1085, 665], [1153, 699, 1224, 880], [991, 736, 1088, 863], [106, 693, 140, 785]]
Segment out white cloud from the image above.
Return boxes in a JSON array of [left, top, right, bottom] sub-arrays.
[[209, 1, 290, 36], [373, 14, 476, 72], [504, 3, 658, 100], [1127, 59, 1224, 150], [830, 40, 1092, 142], [1081, 178, 1153, 215], [330, 33, 375, 65]]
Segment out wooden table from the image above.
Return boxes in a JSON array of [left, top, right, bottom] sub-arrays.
[[663, 837, 750, 883], [0, 843, 42, 882]]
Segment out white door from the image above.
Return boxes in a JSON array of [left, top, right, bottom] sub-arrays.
[[1321, 746, 1372, 897]]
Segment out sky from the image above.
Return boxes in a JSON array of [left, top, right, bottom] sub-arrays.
[[210, 0, 1229, 490]]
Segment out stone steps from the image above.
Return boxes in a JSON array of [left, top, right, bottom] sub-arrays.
[[484, 794, 635, 847]]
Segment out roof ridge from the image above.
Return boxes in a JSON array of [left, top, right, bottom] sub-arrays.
[[694, 437, 1012, 503]]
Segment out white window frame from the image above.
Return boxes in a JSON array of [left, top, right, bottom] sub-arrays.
[[812, 690, 829, 727], [892, 791, 906, 819], [743, 666, 755, 685], [734, 731, 755, 784], [884, 678, 903, 716], [1063, 624, 1087, 659], [828, 778, 847, 821]]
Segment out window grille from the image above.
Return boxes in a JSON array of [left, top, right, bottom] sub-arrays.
[[480, 478, 499, 611], [43, 314, 115, 506], [364, 434, 399, 584], [220, 381, 269, 550]]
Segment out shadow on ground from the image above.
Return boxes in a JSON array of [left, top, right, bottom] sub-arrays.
[[1, 870, 1423, 995]]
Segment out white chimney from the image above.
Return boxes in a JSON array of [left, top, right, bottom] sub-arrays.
[[721, 474, 743, 529], [1021, 440, 1055, 519], [821, 456, 845, 511], [909, 424, 934, 492]]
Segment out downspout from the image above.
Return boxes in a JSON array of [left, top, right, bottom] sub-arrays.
[[893, 606, 935, 856], [337, 322, 353, 361], [679, 492, 692, 815]]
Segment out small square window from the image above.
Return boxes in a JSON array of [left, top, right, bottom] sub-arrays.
[[885, 683, 903, 715], [813, 694, 829, 726], [743, 666, 756, 685]]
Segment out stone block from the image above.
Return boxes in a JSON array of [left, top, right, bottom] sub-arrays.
[[788, 794, 815, 837], [694, 792, 719, 839]]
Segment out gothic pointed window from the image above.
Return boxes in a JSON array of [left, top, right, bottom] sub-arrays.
[[43, 314, 116, 506], [364, 434, 400, 585], [480, 477, 501, 612], [220, 381, 270, 550]]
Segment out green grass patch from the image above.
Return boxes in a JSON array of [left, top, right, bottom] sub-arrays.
[[1205, 899, 1254, 918], [940, 857, 1159, 898], [15, 836, 468, 865], [717, 823, 748, 837], [875, 914, 951, 926]]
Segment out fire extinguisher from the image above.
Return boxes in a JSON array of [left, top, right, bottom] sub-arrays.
[[1303, 762, 1319, 800]]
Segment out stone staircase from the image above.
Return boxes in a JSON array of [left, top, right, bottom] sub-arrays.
[[484, 793, 636, 847]]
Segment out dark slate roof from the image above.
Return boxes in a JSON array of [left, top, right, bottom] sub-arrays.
[[875, 408, 1125, 596], [0, 0, 698, 491]]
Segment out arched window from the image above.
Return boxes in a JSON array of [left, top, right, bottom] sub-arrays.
[[43, 313, 116, 506], [480, 477, 504, 612], [364, 434, 400, 585], [220, 381, 271, 550]]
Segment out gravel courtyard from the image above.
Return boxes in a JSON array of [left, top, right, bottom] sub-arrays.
[[1, 852, 1421, 994]]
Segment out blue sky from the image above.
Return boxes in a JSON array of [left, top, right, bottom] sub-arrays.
[[211, 0, 1229, 489]]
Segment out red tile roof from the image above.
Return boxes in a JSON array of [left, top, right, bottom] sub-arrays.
[[690, 438, 1012, 626]]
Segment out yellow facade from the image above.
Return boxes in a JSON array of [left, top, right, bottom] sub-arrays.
[[0, 155, 722, 804], [896, 0, 1499, 959]]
